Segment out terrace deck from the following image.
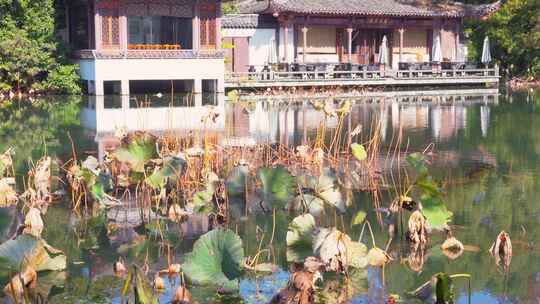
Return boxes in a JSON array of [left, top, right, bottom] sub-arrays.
[[224, 67, 499, 89]]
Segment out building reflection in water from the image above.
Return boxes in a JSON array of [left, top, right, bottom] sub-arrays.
[[81, 90, 499, 161]]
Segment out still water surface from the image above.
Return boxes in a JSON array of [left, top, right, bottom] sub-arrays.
[[0, 89, 539, 303]]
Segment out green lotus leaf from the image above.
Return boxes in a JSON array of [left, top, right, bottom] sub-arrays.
[[192, 189, 215, 214], [421, 195, 453, 229], [146, 156, 186, 189], [351, 211, 367, 227], [318, 188, 345, 213], [0, 235, 66, 280], [182, 228, 244, 290], [286, 214, 316, 248], [257, 166, 296, 209], [115, 136, 156, 173], [406, 152, 428, 176], [226, 165, 249, 197], [294, 194, 325, 216], [351, 143, 367, 161]]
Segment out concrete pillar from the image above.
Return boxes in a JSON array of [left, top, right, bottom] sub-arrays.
[[95, 80, 104, 96], [194, 94, 203, 107], [121, 79, 129, 95], [302, 26, 308, 63], [121, 94, 130, 109], [399, 27, 404, 63], [193, 79, 202, 93], [283, 22, 289, 63], [217, 78, 225, 93]]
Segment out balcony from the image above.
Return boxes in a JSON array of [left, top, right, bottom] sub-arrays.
[[73, 49, 224, 60]]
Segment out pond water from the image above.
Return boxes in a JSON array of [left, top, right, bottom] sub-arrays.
[[1, 88, 539, 303]]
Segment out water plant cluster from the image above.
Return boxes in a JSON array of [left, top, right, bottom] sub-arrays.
[[0, 101, 514, 304]]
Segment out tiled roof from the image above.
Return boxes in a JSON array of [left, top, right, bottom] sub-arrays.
[[238, 0, 502, 18], [222, 14, 259, 28]]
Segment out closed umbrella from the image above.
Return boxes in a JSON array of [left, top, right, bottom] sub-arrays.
[[432, 35, 442, 62], [481, 36, 492, 65], [378, 35, 388, 65]]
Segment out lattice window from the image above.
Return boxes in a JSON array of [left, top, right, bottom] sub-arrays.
[[101, 9, 120, 48], [199, 2, 216, 49]]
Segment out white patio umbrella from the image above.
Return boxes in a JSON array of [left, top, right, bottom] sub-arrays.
[[481, 36, 492, 65], [432, 35, 442, 62], [378, 35, 389, 65]]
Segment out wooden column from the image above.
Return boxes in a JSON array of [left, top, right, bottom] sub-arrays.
[[215, 1, 221, 51], [302, 26, 308, 63], [192, 0, 200, 51], [119, 13, 127, 51], [455, 21, 460, 61], [399, 27, 404, 63], [94, 1, 102, 50], [346, 27, 353, 63], [283, 21, 289, 62]]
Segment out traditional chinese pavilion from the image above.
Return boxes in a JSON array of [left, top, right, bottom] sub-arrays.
[[222, 0, 502, 72], [62, 0, 225, 96]]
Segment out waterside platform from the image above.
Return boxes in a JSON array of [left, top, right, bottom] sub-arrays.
[[225, 67, 499, 89]]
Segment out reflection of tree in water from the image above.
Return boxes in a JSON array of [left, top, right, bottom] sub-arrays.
[[0, 96, 90, 175], [382, 92, 540, 302]]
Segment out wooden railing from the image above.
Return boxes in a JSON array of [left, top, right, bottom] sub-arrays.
[[225, 66, 499, 84]]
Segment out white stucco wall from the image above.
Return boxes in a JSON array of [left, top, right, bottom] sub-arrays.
[[92, 58, 224, 81], [83, 95, 226, 135], [77, 58, 225, 94]]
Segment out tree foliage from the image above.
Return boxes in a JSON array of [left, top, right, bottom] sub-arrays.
[[0, 0, 80, 94], [465, 0, 540, 77]]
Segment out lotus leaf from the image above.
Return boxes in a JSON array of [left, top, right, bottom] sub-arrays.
[[24, 208, 43, 238], [351, 143, 367, 161], [294, 194, 324, 216], [351, 211, 367, 227], [257, 166, 295, 209], [82, 156, 99, 173], [91, 171, 114, 202], [115, 136, 156, 172], [226, 165, 249, 197], [192, 189, 214, 214], [0, 178, 17, 207], [367, 247, 390, 267], [406, 152, 428, 176], [182, 228, 244, 290], [313, 228, 367, 271], [286, 214, 316, 248], [146, 156, 186, 189], [298, 168, 345, 213], [0, 235, 66, 279], [421, 195, 453, 229]]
